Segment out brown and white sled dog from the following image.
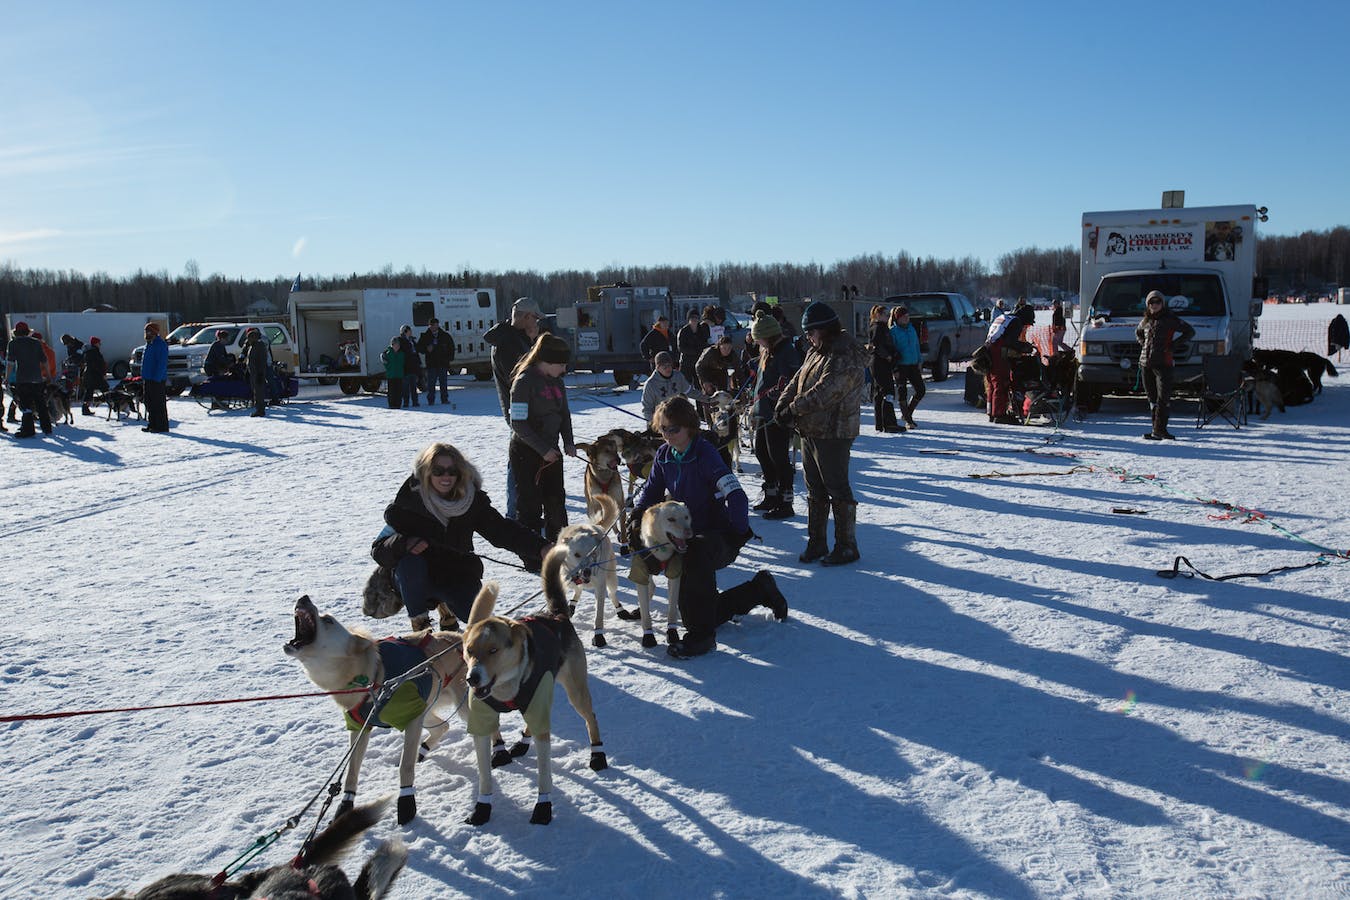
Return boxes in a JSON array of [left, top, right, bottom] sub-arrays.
[[283, 594, 471, 825], [627, 501, 693, 648], [576, 437, 628, 543], [554, 492, 625, 648], [460, 549, 608, 827]]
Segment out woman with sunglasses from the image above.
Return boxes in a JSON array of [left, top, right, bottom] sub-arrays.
[[1135, 290, 1194, 440], [372, 442, 549, 632], [630, 396, 788, 659]]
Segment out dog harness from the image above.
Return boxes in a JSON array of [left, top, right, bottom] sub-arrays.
[[628, 547, 684, 586], [345, 635, 441, 732], [467, 616, 564, 737]]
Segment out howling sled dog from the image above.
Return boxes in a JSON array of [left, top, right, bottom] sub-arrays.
[[460, 545, 608, 826], [283, 595, 475, 825]]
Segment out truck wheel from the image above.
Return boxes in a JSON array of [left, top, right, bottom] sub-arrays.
[[1076, 383, 1102, 413], [931, 343, 951, 382], [338, 377, 362, 395], [111, 360, 130, 380], [363, 376, 384, 394], [613, 370, 634, 386]]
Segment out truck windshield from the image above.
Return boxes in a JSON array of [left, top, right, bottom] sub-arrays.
[[891, 295, 954, 320], [185, 327, 238, 345], [1090, 274, 1227, 318]]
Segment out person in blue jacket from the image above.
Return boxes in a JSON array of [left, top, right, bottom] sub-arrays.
[[889, 305, 925, 429], [140, 322, 170, 433], [629, 396, 788, 659]]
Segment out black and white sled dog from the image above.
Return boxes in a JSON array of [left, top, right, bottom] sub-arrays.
[[555, 493, 624, 648], [104, 800, 406, 899], [459, 548, 608, 827], [284, 595, 472, 825]]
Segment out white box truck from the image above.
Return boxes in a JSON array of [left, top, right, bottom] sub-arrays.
[[289, 288, 501, 394], [1076, 203, 1267, 410], [4, 310, 170, 380]]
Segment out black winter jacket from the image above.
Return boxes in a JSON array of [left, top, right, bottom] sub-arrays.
[[417, 328, 456, 368], [484, 322, 535, 419], [371, 477, 548, 583], [753, 336, 803, 421]]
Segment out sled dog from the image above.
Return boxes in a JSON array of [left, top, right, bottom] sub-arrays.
[[284, 595, 470, 825], [105, 801, 406, 900], [554, 493, 625, 647], [576, 438, 628, 545], [627, 500, 692, 648], [460, 550, 608, 827]]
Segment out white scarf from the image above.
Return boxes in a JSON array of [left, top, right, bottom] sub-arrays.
[[417, 478, 476, 527]]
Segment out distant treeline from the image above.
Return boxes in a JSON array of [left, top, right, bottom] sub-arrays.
[[3, 227, 1346, 320]]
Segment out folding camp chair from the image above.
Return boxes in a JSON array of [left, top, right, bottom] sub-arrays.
[[1195, 355, 1249, 429]]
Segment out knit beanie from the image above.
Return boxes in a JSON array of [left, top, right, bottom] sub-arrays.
[[538, 333, 571, 365], [751, 312, 782, 341], [801, 301, 839, 331]]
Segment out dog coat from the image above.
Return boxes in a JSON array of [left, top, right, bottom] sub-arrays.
[[628, 548, 683, 586], [467, 616, 564, 738], [345, 637, 436, 732]]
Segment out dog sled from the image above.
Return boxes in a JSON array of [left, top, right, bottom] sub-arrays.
[[190, 366, 299, 412]]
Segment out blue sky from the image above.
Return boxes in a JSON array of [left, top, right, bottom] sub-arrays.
[[3, 1, 1346, 281]]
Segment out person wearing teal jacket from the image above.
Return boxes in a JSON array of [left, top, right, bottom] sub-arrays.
[[888, 305, 925, 429], [381, 336, 406, 410]]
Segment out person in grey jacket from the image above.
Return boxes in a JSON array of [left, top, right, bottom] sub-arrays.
[[508, 332, 577, 541], [641, 350, 700, 426]]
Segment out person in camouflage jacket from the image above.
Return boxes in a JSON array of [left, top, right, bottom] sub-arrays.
[[774, 302, 866, 566]]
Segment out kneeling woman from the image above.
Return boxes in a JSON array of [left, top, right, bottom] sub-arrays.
[[630, 396, 788, 659], [373, 442, 548, 631]]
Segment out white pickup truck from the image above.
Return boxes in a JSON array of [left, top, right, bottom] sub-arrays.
[[133, 322, 298, 395]]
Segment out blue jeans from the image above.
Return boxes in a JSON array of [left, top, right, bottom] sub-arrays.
[[426, 367, 449, 403], [402, 375, 420, 407], [393, 553, 480, 622]]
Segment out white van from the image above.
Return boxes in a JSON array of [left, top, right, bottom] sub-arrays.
[[1076, 203, 1267, 410]]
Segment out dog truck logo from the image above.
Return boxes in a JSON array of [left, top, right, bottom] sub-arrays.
[[1105, 232, 1128, 256], [1090, 225, 1202, 263]]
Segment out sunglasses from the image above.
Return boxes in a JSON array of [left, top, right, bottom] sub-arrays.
[[1147, 300, 1163, 306], [430, 465, 458, 477], [659, 425, 684, 435]]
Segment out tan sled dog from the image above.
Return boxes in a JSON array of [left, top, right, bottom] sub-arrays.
[[460, 548, 608, 826], [555, 493, 624, 648], [576, 437, 628, 542], [627, 500, 692, 647], [283, 595, 469, 825]]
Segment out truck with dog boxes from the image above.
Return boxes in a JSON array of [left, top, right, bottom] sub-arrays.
[[288, 288, 502, 394], [5, 310, 170, 381], [1075, 201, 1268, 411]]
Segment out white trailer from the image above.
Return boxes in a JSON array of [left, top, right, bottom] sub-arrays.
[[289, 288, 502, 394], [1076, 202, 1267, 410], [4, 310, 170, 380]]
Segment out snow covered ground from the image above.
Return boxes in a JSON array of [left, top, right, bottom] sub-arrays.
[[1, 305, 1347, 898]]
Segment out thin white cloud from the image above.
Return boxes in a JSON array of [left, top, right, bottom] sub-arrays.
[[0, 228, 61, 246], [292, 237, 307, 258]]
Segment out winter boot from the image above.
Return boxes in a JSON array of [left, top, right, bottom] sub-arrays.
[[799, 497, 830, 563], [821, 501, 860, 566], [763, 492, 795, 520], [752, 570, 789, 621], [880, 400, 904, 433], [436, 601, 460, 633], [752, 488, 779, 512]]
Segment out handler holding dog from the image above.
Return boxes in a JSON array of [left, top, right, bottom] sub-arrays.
[[630, 396, 788, 659], [372, 442, 548, 632]]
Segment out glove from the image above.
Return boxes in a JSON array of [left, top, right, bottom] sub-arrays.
[[626, 514, 644, 554]]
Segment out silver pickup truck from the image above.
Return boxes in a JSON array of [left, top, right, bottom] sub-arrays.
[[883, 292, 986, 381]]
